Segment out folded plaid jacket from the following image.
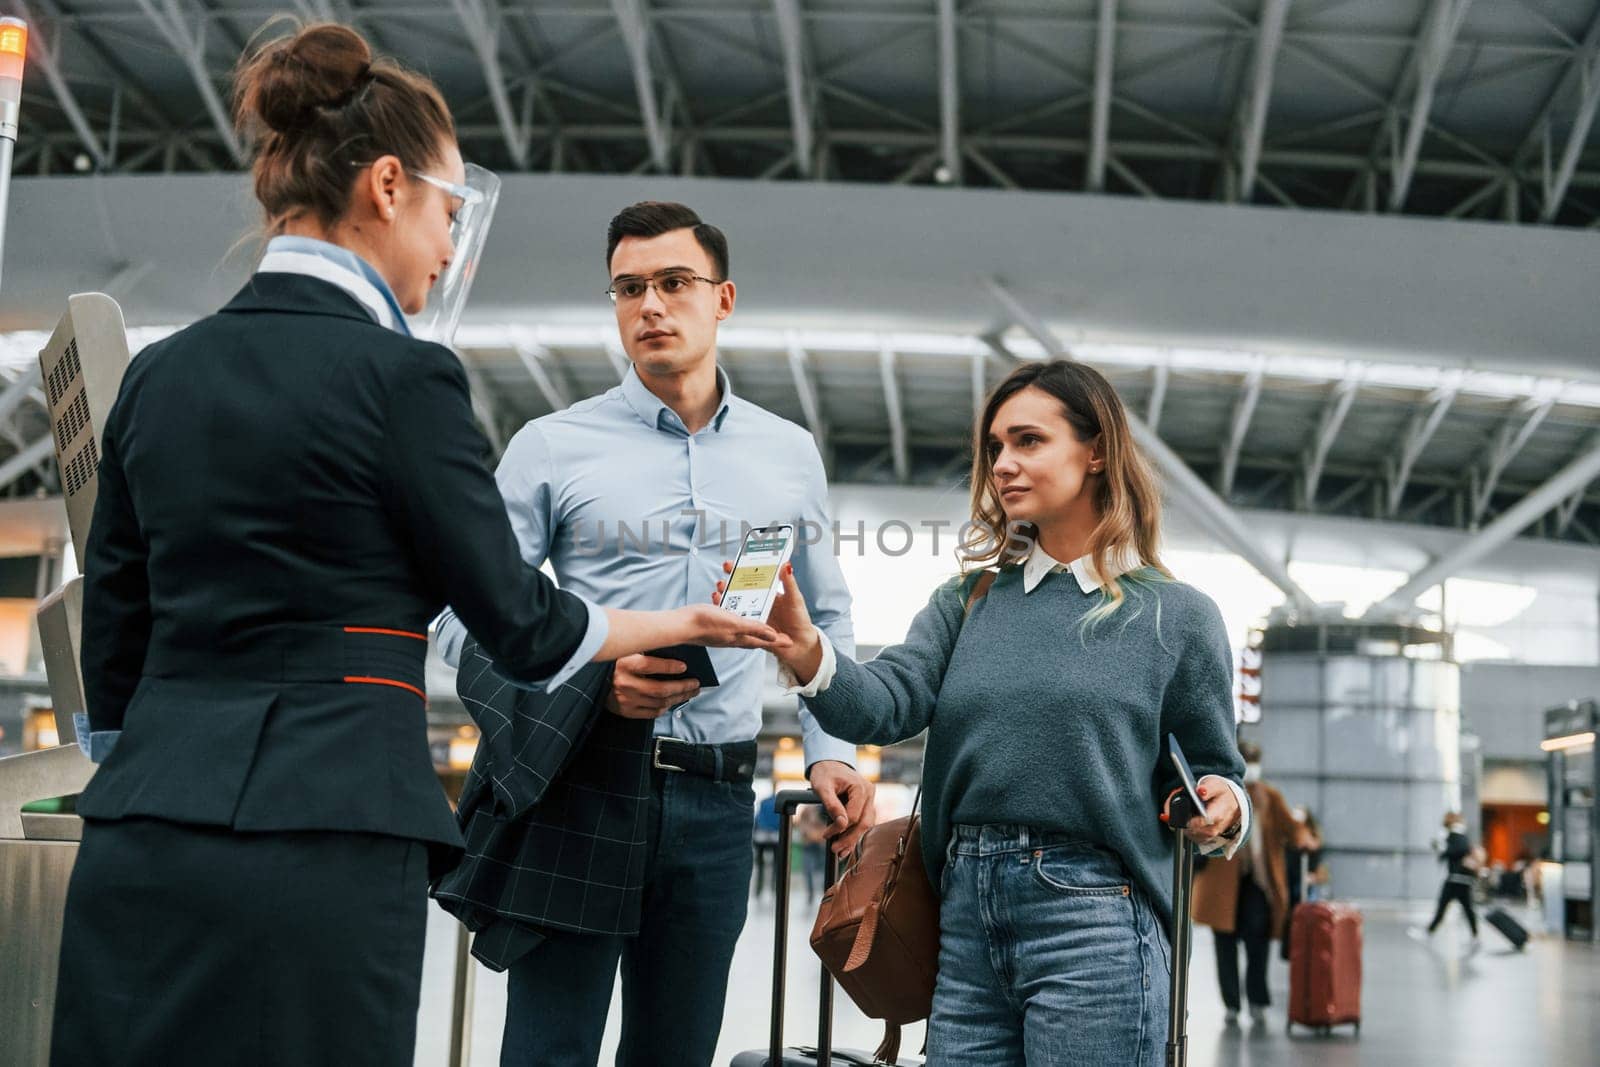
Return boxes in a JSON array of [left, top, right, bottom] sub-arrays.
[[430, 635, 653, 971]]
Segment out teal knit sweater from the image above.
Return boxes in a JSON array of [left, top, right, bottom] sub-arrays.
[[802, 565, 1245, 927]]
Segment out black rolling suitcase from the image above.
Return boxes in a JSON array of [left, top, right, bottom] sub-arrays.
[[1485, 906, 1529, 950], [730, 789, 922, 1067]]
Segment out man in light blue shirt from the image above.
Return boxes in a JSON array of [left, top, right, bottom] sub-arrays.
[[435, 201, 873, 1066]]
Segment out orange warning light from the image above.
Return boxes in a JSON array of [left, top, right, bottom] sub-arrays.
[[0, 21, 24, 58], [0, 19, 24, 84]]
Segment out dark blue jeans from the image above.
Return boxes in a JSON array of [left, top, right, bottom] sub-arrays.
[[501, 768, 755, 1066]]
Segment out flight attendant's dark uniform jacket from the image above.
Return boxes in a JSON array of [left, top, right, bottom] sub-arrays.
[[73, 272, 592, 870]]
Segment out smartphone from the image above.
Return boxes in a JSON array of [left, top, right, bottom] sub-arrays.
[[641, 644, 720, 688], [720, 523, 796, 624], [1167, 733, 1209, 820]]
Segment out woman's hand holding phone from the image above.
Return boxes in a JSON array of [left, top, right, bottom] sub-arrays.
[[715, 562, 824, 684], [1162, 777, 1242, 846]]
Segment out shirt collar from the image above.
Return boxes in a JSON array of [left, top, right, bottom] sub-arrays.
[[1022, 541, 1140, 595], [619, 361, 734, 434], [256, 235, 411, 336]]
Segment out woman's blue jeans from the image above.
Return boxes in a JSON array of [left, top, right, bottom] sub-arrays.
[[927, 824, 1171, 1066]]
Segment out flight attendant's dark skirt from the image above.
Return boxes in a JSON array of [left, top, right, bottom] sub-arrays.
[[50, 816, 428, 1066]]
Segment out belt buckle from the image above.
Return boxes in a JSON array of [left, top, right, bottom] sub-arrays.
[[653, 737, 688, 773]]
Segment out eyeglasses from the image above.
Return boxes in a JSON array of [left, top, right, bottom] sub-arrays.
[[411, 171, 484, 209], [348, 162, 485, 210], [607, 269, 721, 304]]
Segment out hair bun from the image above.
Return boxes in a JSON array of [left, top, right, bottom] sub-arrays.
[[238, 23, 374, 134]]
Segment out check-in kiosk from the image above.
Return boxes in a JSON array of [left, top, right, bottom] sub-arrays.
[[1544, 700, 1598, 942], [0, 293, 130, 1064]]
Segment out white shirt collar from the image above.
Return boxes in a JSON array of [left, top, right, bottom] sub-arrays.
[[256, 235, 410, 336], [1022, 541, 1140, 595]]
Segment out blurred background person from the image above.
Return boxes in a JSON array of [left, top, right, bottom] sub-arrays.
[[1281, 808, 1328, 959], [797, 802, 831, 905], [1416, 811, 1481, 945], [1193, 741, 1295, 1028], [752, 791, 781, 900]]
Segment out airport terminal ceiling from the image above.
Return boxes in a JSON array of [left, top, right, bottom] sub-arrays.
[[4, 1, 1600, 554], [11, 0, 1600, 225]]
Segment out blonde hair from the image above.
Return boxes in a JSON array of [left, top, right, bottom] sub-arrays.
[[960, 360, 1170, 623]]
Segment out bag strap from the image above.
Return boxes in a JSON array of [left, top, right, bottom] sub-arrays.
[[848, 569, 997, 978], [902, 566, 985, 825], [963, 569, 997, 617], [874, 1024, 903, 1065]]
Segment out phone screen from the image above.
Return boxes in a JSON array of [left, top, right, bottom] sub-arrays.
[[722, 526, 794, 622]]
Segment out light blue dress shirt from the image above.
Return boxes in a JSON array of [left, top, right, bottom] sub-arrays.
[[436, 365, 859, 769]]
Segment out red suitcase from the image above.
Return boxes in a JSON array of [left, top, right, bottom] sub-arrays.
[[1287, 901, 1362, 1036]]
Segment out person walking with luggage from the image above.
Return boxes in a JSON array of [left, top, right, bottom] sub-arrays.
[[49, 25, 781, 1067], [1289, 809, 1328, 905], [1281, 808, 1328, 960], [1192, 741, 1295, 1027], [1419, 811, 1480, 945], [725, 359, 1252, 1066]]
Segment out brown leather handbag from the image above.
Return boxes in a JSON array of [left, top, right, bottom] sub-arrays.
[[809, 801, 938, 1064], [807, 570, 994, 1064]]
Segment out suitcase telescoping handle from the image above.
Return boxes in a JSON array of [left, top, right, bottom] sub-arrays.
[[1165, 779, 1200, 1067], [772, 789, 841, 1067]]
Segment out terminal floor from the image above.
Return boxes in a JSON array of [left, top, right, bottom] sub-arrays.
[[414, 888, 1597, 1066]]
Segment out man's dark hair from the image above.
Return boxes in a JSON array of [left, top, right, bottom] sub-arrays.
[[606, 201, 729, 280]]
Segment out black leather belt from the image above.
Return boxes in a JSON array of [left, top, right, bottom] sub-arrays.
[[652, 737, 757, 783]]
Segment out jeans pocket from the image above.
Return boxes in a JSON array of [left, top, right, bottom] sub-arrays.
[[718, 780, 756, 816], [1032, 851, 1132, 898]]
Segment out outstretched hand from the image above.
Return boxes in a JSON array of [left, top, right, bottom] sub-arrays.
[[714, 563, 820, 677], [675, 603, 789, 651]]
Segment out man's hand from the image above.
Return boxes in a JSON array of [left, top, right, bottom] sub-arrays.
[[808, 760, 877, 857], [606, 654, 701, 719]]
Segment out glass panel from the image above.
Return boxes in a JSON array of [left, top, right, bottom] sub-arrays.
[[1258, 710, 1321, 775], [1322, 706, 1409, 778], [1325, 850, 1405, 899], [1271, 775, 1323, 816], [1368, 657, 1416, 710], [1260, 656, 1321, 709], [1564, 810, 1592, 862], [1409, 707, 1462, 780], [1407, 780, 1456, 849], [1322, 658, 1377, 708], [1323, 780, 1409, 849], [1414, 660, 1461, 715]]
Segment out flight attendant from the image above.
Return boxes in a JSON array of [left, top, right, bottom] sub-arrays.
[[48, 22, 779, 1066]]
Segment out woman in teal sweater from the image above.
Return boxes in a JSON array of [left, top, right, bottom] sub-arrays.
[[727, 360, 1249, 1065]]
